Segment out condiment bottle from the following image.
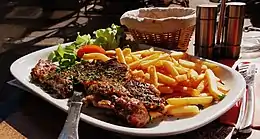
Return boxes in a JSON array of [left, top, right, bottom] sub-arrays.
[[222, 2, 246, 59], [195, 4, 218, 60]]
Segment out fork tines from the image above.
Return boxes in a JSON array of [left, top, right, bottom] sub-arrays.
[[238, 62, 256, 84]]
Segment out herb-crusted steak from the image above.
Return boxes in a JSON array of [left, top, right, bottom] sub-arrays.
[[124, 79, 164, 111], [30, 59, 165, 127], [31, 60, 74, 98], [84, 80, 150, 127]]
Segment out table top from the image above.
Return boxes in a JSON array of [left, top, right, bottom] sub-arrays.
[[0, 16, 260, 139], [0, 39, 259, 139]]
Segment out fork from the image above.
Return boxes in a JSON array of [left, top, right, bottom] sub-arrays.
[[233, 62, 256, 135], [58, 91, 83, 139]]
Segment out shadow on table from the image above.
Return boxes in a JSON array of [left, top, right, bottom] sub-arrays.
[[0, 0, 140, 54], [0, 0, 178, 52]]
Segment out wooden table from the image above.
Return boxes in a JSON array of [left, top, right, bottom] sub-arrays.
[[1, 27, 260, 139]]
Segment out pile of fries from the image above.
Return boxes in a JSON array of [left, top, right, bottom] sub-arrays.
[[82, 47, 230, 119]]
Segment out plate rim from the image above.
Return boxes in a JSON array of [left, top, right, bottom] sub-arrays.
[[10, 43, 246, 136]]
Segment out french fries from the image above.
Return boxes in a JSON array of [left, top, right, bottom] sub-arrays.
[[140, 59, 160, 69], [141, 51, 163, 57], [131, 47, 154, 55], [124, 54, 139, 64], [200, 93, 209, 97], [83, 47, 229, 119], [175, 74, 188, 82], [179, 59, 196, 69], [170, 51, 187, 60], [115, 48, 126, 64], [196, 80, 206, 93], [148, 66, 159, 87], [217, 82, 230, 93], [190, 57, 218, 70], [128, 53, 160, 69], [155, 60, 164, 67], [131, 70, 145, 78], [163, 60, 179, 77], [130, 54, 140, 61], [144, 73, 150, 83], [157, 84, 174, 94], [82, 53, 110, 61], [202, 61, 219, 69], [140, 54, 170, 69], [205, 69, 225, 100], [187, 69, 199, 81], [167, 96, 213, 106], [142, 53, 161, 61], [157, 72, 177, 87], [166, 105, 200, 117], [170, 57, 179, 66], [122, 48, 131, 56], [175, 66, 189, 74], [125, 56, 133, 64], [105, 50, 116, 56], [175, 86, 200, 97], [131, 49, 149, 55], [196, 74, 205, 82]]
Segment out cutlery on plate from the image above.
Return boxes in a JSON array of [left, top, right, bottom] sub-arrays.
[[58, 91, 83, 139], [232, 62, 256, 137]]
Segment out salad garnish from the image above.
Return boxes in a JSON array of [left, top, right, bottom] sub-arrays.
[[48, 24, 124, 69]]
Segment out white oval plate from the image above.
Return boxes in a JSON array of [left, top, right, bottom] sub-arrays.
[[10, 43, 246, 137]]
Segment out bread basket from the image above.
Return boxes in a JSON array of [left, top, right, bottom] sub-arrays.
[[120, 7, 196, 51]]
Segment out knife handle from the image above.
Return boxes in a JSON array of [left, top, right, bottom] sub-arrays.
[[239, 85, 255, 131], [235, 91, 247, 129], [58, 102, 83, 139]]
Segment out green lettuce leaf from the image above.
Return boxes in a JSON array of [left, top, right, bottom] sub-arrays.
[[47, 24, 124, 69], [48, 44, 78, 69], [93, 24, 123, 50], [75, 33, 91, 46]]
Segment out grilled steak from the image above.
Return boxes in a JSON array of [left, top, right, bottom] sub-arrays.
[[31, 59, 129, 98], [113, 96, 150, 127], [84, 80, 150, 127], [124, 80, 164, 111], [71, 58, 130, 84], [31, 60, 74, 98], [30, 59, 165, 127]]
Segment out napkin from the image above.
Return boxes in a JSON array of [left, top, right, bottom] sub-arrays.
[[219, 58, 260, 129], [7, 79, 31, 93]]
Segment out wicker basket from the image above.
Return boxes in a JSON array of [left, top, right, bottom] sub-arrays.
[[120, 7, 196, 51]]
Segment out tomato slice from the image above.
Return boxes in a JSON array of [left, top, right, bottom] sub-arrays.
[[77, 45, 106, 58]]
